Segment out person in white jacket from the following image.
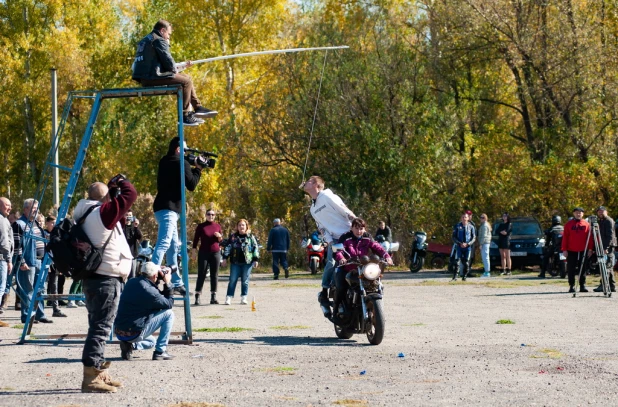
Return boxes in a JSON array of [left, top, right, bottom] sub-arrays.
[[303, 176, 355, 317]]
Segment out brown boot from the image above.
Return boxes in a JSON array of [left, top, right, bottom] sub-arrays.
[[0, 320, 9, 327], [100, 361, 123, 388], [81, 365, 117, 393]]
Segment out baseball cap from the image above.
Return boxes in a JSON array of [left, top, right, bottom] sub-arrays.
[[597, 206, 607, 212], [572, 207, 585, 213]]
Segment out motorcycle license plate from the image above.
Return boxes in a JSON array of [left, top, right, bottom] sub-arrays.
[[510, 252, 527, 257]]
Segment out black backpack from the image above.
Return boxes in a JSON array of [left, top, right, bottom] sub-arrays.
[[46, 205, 113, 280]]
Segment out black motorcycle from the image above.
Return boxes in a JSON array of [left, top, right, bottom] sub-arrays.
[[409, 231, 428, 273], [325, 244, 387, 345], [135, 240, 153, 275], [542, 229, 566, 278]]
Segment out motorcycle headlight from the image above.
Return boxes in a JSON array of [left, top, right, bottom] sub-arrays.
[[362, 263, 381, 281], [490, 241, 498, 249], [537, 238, 545, 248]]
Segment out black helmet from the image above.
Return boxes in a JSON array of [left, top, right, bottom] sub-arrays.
[[552, 215, 562, 225]]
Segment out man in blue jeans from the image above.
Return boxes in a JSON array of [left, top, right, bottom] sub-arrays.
[[267, 218, 291, 279], [151, 137, 204, 295], [302, 176, 355, 318], [114, 262, 175, 361], [12, 198, 52, 324]]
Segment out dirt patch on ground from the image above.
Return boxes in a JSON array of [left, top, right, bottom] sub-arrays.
[[1, 270, 617, 406]]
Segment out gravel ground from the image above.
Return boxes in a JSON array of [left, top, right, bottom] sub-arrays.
[[1, 270, 618, 406]]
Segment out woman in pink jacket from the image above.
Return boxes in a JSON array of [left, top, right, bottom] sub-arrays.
[[333, 218, 392, 313]]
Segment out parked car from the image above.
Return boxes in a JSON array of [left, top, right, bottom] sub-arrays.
[[489, 217, 544, 269]]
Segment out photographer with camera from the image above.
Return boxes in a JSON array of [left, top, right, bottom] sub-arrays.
[[151, 137, 210, 295], [114, 261, 175, 362], [74, 174, 137, 393], [122, 210, 143, 279]]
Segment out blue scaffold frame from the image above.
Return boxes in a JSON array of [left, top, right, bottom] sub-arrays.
[[18, 85, 194, 344]]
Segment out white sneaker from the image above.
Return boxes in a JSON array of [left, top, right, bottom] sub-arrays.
[[66, 301, 77, 308], [240, 296, 248, 305], [225, 296, 232, 305]]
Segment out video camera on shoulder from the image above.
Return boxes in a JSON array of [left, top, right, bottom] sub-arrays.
[[185, 147, 218, 169]]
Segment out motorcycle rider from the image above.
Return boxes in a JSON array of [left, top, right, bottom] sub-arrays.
[[452, 212, 476, 281], [538, 215, 564, 278], [333, 218, 392, 318], [593, 206, 616, 292], [302, 176, 355, 318]]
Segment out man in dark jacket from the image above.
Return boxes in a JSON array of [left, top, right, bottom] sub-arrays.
[[594, 206, 616, 292], [375, 221, 392, 243], [132, 19, 217, 126], [267, 218, 291, 279], [452, 212, 476, 281], [151, 137, 203, 294], [114, 262, 175, 361]]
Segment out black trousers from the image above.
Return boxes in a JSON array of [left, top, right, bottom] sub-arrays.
[[46, 265, 60, 310], [82, 276, 122, 368], [195, 251, 221, 293], [567, 251, 587, 287], [334, 268, 348, 309]]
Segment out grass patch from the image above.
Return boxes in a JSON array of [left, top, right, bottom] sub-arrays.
[[168, 403, 225, 407], [496, 319, 515, 324], [333, 400, 368, 406], [199, 315, 224, 319], [12, 324, 24, 329], [269, 325, 311, 330], [531, 348, 563, 359], [1, 387, 16, 391], [194, 327, 254, 333], [260, 366, 298, 375]]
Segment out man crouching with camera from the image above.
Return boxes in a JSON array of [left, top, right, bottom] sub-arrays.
[[114, 261, 175, 362]]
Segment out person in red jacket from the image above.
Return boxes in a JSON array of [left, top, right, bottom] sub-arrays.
[[561, 207, 593, 293]]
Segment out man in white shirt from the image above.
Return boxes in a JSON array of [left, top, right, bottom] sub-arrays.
[[303, 176, 355, 317]]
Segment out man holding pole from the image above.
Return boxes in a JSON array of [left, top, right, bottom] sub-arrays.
[[132, 19, 217, 126]]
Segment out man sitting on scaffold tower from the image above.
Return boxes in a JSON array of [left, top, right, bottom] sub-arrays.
[[132, 19, 218, 126]]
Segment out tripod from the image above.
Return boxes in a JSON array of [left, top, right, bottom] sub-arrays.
[[574, 215, 612, 298]]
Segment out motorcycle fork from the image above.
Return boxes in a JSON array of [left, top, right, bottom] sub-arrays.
[[359, 279, 368, 321]]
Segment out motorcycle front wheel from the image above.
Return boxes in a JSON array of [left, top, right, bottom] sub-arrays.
[[334, 324, 354, 339], [366, 298, 385, 345], [310, 258, 319, 275], [410, 256, 424, 273], [559, 261, 567, 278]]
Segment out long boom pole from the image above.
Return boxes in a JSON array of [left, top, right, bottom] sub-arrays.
[[175, 45, 348, 70]]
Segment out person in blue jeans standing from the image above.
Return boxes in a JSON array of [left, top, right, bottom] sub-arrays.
[[222, 219, 260, 305], [267, 218, 290, 280], [12, 198, 52, 323], [151, 137, 204, 295], [114, 262, 175, 361], [452, 212, 476, 281]]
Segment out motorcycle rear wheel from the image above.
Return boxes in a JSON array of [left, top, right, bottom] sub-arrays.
[[559, 262, 567, 278], [410, 257, 424, 273], [430, 255, 446, 269], [310, 258, 319, 275], [366, 298, 385, 345], [334, 324, 354, 339]]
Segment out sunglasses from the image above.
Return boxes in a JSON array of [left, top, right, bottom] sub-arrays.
[[206, 213, 215, 216]]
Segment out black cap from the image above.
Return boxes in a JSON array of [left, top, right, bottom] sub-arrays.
[[572, 207, 585, 213], [597, 206, 607, 212]]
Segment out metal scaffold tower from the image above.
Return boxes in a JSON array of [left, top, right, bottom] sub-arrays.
[[18, 85, 194, 344]]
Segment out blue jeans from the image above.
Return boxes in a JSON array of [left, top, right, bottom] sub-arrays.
[[321, 245, 335, 289], [127, 309, 175, 353], [152, 210, 183, 287], [227, 263, 253, 297], [16, 260, 46, 322], [480, 243, 491, 273], [271, 252, 288, 276], [0, 260, 7, 299], [82, 277, 122, 368]]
